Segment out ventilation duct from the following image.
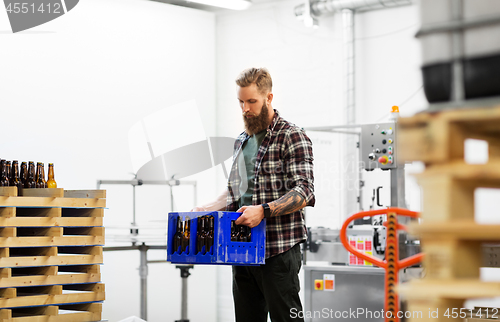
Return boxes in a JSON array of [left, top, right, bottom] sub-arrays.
[[295, 0, 413, 18]]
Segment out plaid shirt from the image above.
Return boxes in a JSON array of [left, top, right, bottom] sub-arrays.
[[226, 109, 315, 259]]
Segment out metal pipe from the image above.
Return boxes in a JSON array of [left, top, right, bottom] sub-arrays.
[[181, 276, 188, 320], [315, 130, 360, 135], [97, 179, 196, 186], [343, 8, 355, 126], [342, 8, 359, 219], [390, 167, 406, 208], [450, 0, 465, 104], [295, 0, 413, 18], [147, 260, 168, 264], [139, 243, 148, 321], [416, 15, 500, 37], [314, 0, 412, 15], [305, 124, 362, 130], [176, 265, 193, 322], [132, 184, 137, 227], [103, 245, 166, 251], [170, 185, 175, 213]]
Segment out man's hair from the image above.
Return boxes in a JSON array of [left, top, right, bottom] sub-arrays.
[[235, 67, 272, 95]]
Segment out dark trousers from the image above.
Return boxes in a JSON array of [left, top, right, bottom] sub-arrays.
[[232, 244, 304, 322]]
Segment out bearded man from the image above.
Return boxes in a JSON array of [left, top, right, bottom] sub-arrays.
[[192, 67, 315, 322]]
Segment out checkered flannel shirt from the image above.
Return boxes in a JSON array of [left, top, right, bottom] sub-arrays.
[[226, 109, 315, 259]]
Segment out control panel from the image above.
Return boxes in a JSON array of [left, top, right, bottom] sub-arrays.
[[360, 123, 397, 170]]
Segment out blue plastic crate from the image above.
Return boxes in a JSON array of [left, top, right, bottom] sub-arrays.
[[167, 211, 266, 265]]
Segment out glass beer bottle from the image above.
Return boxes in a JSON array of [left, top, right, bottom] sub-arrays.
[[20, 162, 28, 187], [206, 216, 214, 253], [238, 226, 248, 242], [25, 161, 36, 189], [197, 217, 207, 254], [182, 217, 190, 254], [35, 163, 43, 188], [172, 216, 184, 254], [46, 163, 57, 188], [0, 161, 9, 187], [10, 161, 22, 194], [231, 221, 238, 241], [41, 163, 47, 188], [5, 161, 11, 184]]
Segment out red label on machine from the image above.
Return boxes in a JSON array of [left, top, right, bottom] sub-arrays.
[[323, 274, 335, 292], [365, 240, 372, 251], [348, 238, 357, 265], [356, 238, 365, 265], [347, 236, 375, 266]]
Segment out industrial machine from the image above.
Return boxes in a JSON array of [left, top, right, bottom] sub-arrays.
[[303, 115, 423, 322]]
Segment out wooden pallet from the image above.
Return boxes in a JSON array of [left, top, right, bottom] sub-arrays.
[[400, 280, 500, 300], [0, 303, 102, 322], [0, 246, 103, 268], [0, 188, 105, 322], [398, 105, 500, 322], [398, 104, 500, 164], [0, 283, 104, 308], [0, 265, 101, 289]]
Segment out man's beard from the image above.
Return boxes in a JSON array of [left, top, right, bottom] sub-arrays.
[[243, 102, 270, 136]]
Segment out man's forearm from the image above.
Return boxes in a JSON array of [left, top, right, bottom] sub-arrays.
[[198, 189, 227, 211], [268, 190, 306, 217]]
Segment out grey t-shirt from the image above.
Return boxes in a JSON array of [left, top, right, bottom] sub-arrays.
[[237, 130, 267, 208]]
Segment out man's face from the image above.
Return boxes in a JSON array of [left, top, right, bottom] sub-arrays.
[[237, 83, 270, 135]]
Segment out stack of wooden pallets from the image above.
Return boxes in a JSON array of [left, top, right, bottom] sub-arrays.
[[0, 187, 105, 322], [398, 104, 500, 321]]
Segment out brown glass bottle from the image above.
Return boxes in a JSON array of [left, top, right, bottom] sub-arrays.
[[46, 163, 57, 188], [20, 162, 28, 187], [25, 161, 36, 189], [0, 161, 9, 187], [35, 163, 43, 188], [41, 163, 47, 188], [35, 162, 39, 182], [197, 217, 207, 254], [172, 216, 184, 254], [204, 216, 210, 243], [10, 161, 22, 194], [9, 161, 18, 186], [238, 226, 248, 242], [5, 161, 11, 185], [196, 217, 202, 251], [247, 225, 252, 242], [205, 216, 214, 253], [231, 221, 238, 241], [181, 217, 190, 254]]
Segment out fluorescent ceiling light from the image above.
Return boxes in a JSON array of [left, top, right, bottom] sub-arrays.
[[186, 0, 252, 10]]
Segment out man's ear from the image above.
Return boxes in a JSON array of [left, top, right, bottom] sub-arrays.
[[267, 92, 273, 104]]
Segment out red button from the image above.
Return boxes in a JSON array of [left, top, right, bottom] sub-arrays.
[[378, 156, 388, 164]]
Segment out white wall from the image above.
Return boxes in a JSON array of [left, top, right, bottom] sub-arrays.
[[0, 1, 218, 321]]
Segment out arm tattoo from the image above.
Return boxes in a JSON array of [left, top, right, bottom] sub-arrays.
[[270, 191, 306, 217]]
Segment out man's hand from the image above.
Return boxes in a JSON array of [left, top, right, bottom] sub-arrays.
[[190, 206, 206, 212], [235, 205, 264, 228]]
